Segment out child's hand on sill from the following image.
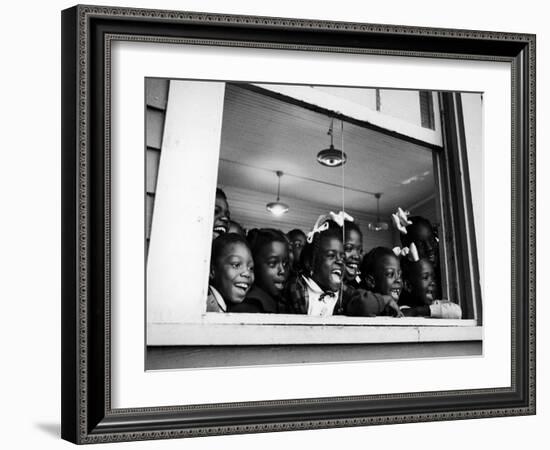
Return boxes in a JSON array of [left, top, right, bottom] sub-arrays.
[[429, 300, 462, 319], [383, 296, 404, 317]]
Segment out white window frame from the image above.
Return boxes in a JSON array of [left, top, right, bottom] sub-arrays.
[[146, 80, 482, 348]]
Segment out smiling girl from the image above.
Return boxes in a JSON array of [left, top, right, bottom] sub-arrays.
[[399, 257, 462, 318], [230, 228, 290, 314], [344, 247, 404, 317], [286, 219, 345, 316], [212, 188, 230, 239], [342, 220, 363, 288], [360, 247, 403, 302], [207, 233, 254, 312]]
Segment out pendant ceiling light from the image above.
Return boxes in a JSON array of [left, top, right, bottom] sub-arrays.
[[266, 170, 289, 216], [368, 193, 389, 231], [317, 118, 347, 167]]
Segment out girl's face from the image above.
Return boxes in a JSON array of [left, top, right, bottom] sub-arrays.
[[288, 233, 306, 269], [254, 241, 289, 297], [343, 229, 362, 281], [312, 236, 345, 292], [409, 223, 437, 264], [407, 259, 437, 305], [211, 242, 254, 304], [372, 254, 402, 301], [213, 195, 230, 238]]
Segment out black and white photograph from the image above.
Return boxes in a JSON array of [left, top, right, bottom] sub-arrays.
[[2, 0, 544, 447], [145, 79, 483, 370], [53, 1, 538, 446]]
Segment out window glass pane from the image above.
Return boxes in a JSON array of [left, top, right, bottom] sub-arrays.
[[217, 83, 437, 255]]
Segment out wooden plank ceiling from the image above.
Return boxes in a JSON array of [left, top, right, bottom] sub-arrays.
[[217, 84, 435, 216]]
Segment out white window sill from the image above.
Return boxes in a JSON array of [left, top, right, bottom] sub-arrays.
[[147, 313, 481, 346]]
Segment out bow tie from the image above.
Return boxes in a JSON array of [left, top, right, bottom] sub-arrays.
[[319, 291, 336, 302]]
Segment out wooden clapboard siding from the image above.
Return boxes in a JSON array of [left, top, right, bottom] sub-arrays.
[[146, 193, 155, 240], [146, 148, 160, 194], [146, 78, 169, 110], [146, 108, 165, 150], [145, 79, 169, 247]]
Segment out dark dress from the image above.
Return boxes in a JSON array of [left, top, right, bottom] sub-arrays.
[[229, 285, 289, 314], [344, 287, 397, 317], [284, 274, 393, 317]]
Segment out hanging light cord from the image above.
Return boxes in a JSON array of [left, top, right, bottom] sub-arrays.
[[339, 119, 345, 307], [275, 170, 283, 201], [341, 119, 345, 241]]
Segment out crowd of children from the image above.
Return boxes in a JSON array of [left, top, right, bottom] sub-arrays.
[[207, 188, 461, 319]]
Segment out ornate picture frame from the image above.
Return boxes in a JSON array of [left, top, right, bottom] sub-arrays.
[[61, 4, 535, 444]]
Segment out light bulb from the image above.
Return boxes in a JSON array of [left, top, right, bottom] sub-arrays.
[[266, 202, 289, 216]]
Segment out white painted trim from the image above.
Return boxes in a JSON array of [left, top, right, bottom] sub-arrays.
[[146, 80, 226, 323], [148, 316, 481, 345], [254, 83, 443, 147], [198, 314, 475, 326], [454, 93, 479, 320]]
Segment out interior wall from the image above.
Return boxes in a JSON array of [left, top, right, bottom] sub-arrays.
[[410, 197, 437, 224], [222, 185, 395, 250]]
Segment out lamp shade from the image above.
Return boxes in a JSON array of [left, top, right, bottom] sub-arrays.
[[368, 221, 389, 232], [266, 201, 289, 216], [368, 193, 389, 231], [317, 145, 347, 167], [266, 171, 289, 216]]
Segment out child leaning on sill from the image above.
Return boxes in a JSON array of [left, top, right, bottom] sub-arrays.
[[398, 255, 462, 319], [286, 212, 402, 317], [343, 246, 404, 318]]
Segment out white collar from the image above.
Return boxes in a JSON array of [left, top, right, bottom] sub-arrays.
[[302, 276, 336, 296], [301, 275, 338, 316], [209, 285, 227, 312]]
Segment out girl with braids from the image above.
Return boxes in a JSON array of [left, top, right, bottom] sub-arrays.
[[344, 247, 404, 317], [394, 210, 443, 299], [286, 212, 400, 317], [286, 215, 346, 316], [399, 256, 462, 318], [229, 228, 290, 314], [399, 216, 438, 265]]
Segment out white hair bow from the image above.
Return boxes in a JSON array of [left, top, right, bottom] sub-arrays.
[[306, 211, 354, 243], [392, 242, 419, 262], [391, 207, 412, 234], [328, 210, 354, 227], [306, 217, 330, 243]]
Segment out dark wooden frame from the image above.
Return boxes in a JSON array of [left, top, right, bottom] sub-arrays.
[[61, 4, 536, 444]]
